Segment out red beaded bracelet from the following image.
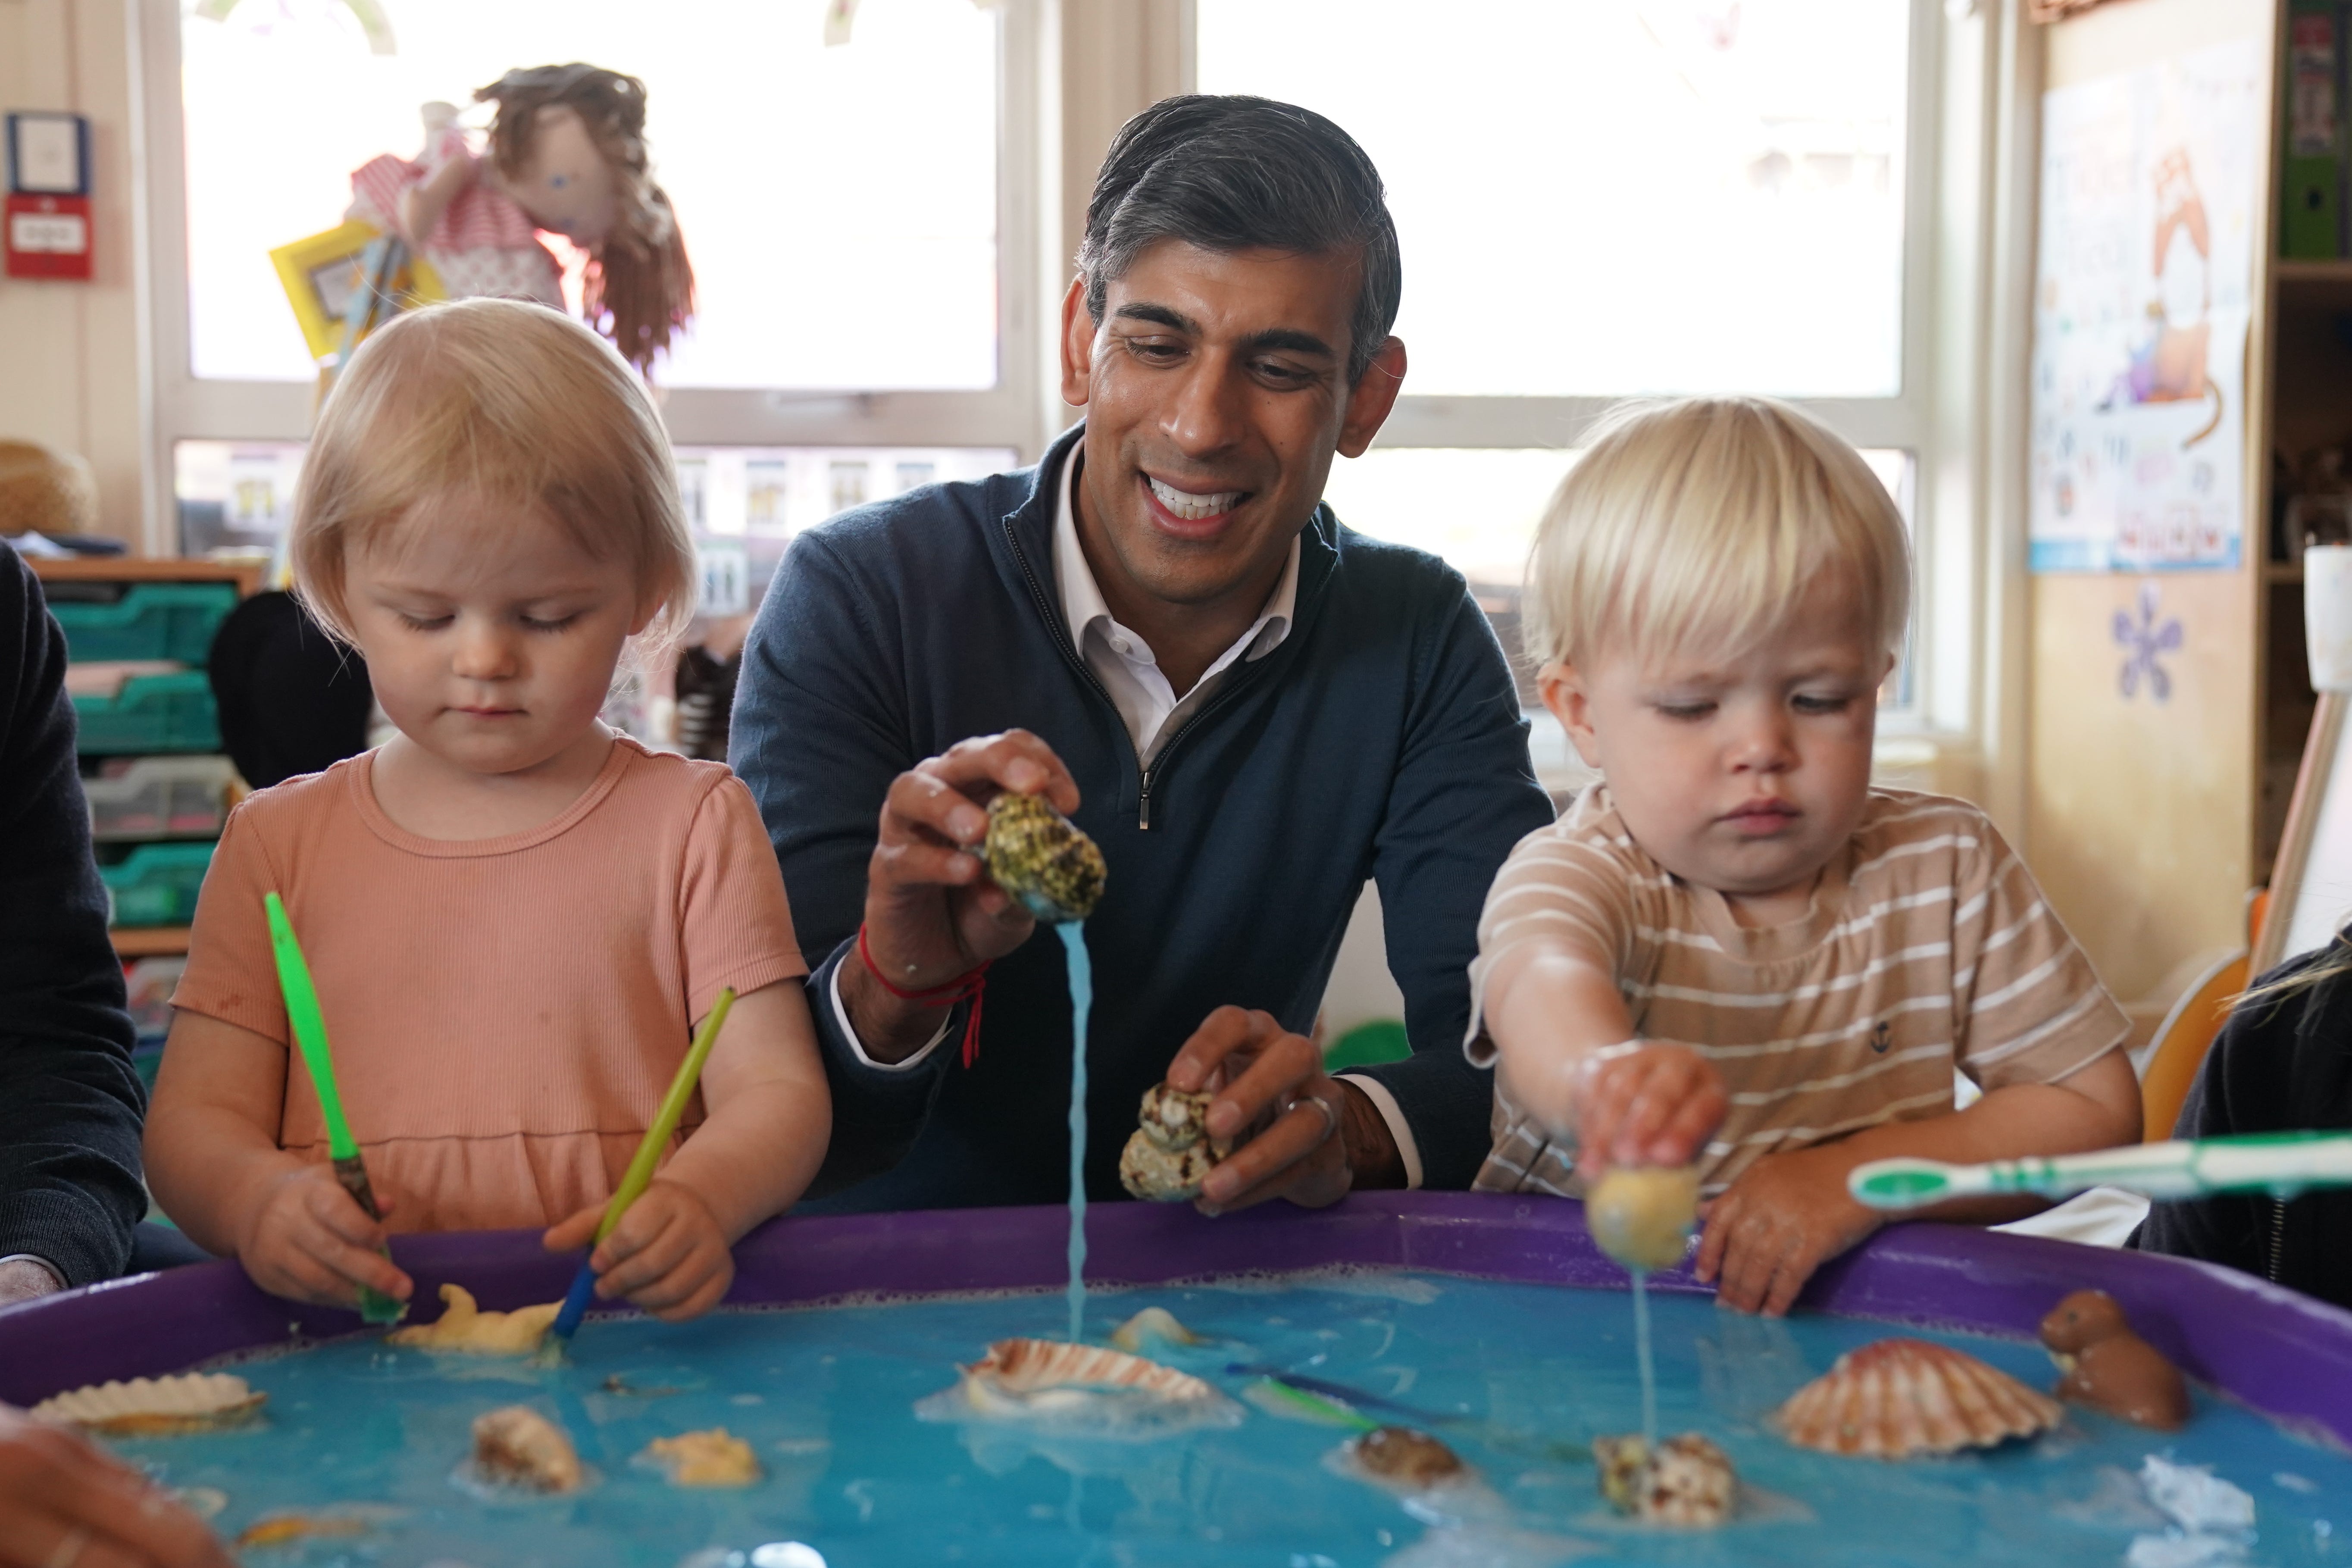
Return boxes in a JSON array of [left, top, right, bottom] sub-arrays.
[[856, 923, 991, 1068]]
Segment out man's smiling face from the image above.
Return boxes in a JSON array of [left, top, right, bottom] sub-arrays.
[[1061, 240, 1404, 615]]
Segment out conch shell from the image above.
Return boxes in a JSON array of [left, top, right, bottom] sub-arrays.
[[1120, 1082, 1230, 1202], [388, 1284, 561, 1356], [1595, 1432, 1736, 1526], [641, 1428, 761, 1487], [471, 1405, 583, 1492], [1346, 1426, 1467, 1488], [983, 792, 1106, 923], [31, 1373, 264, 1436], [1773, 1337, 2063, 1458]]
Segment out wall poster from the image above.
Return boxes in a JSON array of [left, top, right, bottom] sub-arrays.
[[2029, 39, 2262, 573]]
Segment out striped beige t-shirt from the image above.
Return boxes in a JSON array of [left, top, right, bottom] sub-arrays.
[[1467, 786, 2128, 1198]]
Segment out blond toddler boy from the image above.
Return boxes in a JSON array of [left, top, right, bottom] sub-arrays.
[[1470, 397, 2142, 1314]]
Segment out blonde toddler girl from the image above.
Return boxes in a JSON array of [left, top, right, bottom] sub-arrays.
[[147, 298, 829, 1320]]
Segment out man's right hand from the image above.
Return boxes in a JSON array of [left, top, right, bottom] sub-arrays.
[[843, 730, 1082, 1062], [0, 1405, 233, 1568]]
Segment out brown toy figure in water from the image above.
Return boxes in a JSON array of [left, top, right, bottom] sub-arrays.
[[2038, 1289, 2189, 1430]]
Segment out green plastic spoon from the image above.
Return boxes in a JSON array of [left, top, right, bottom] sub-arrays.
[[263, 891, 403, 1324]]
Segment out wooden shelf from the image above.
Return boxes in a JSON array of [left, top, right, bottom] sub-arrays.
[[2277, 259, 2352, 285], [31, 557, 266, 598], [111, 926, 190, 958], [2268, 561, 2305, 584]]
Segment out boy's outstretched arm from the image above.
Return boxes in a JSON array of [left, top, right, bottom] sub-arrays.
[[1485, 945, 1728, 1173], [145, 1010, 414, 1310], [1695, 1048, 2142, 1316], [543, 977, 830, 1321]]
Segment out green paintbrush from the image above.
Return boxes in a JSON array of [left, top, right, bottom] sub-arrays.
[[1850, 1132, 2352, 1211], [263, 891, 403, 1325]]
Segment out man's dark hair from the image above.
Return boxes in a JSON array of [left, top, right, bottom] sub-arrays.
[[1079, 94, 1401, 386]]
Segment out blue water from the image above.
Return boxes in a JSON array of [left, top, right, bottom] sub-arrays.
[[108, 1274, 2351, 1567], [1059, 922, 1090, 1345]]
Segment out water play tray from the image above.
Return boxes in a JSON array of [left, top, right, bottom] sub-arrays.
[[6, 1194, 2349, 1564]]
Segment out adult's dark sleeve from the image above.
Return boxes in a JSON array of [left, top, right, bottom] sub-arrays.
[[730, 533, 960, 1192], [0, 548, 146, 1286], [1347, 583, 1555, 1190], [2136, 983, 2296, 1279], [208, 590, 371, 789]]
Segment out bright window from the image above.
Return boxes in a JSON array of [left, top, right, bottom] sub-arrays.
[[176, 0, 999, 390], [1196, 0, 1912, 399]]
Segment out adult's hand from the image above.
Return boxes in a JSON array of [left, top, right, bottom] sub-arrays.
[[844, 730, 1082, 1062], [0, 1258, 63, 1308], [1166, 1008, 1393, 1213], [0, 1405, 233, 1568]]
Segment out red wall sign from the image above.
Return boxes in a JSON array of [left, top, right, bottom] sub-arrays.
[[5, 192, 92, 280]]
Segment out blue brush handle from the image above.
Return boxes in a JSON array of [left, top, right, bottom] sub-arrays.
[[550, 1259, 600, 1341]]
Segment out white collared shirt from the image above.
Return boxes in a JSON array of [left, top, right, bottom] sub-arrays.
[[1052, 449, 1298, 764]]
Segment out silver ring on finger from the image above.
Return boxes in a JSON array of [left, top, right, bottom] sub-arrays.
[[46, 1525, 91, 1568], [1289, 1092, 1339, 1144]]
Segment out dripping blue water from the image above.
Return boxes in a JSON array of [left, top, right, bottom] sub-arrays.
[[1059, 920, 1092, 1343], [1631, 1268, 1658, 1446]]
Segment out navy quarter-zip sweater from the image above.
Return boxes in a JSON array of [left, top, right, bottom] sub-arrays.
[[732, 424, 1555, 1210]]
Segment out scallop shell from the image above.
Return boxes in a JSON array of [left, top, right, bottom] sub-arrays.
[[1772, 1338, 2063, 1458], [30, 1373, 264, 1436], [471, 1405, 582, 1493], [983, 792, 1106, 922], [641, 1428, 761, 1487], [961, 1338, 1224, 1405], [1595, 1432, 1736, 1527]]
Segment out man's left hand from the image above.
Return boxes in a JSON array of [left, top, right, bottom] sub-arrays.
[[1166, 1007, 1361, 1213]]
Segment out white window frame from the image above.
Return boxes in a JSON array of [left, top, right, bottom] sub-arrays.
[[128, 0, 1051, 550], [1176, 0, 1986, 745]]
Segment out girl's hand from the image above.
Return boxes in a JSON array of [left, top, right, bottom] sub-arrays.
[[542, 1178, 733, 1322], [235, 1163, 411, 1310], [1692, 1143, 1883, 1316], [1572, 1042, 1727, 1180]]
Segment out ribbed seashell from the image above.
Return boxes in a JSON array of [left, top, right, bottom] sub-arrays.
[[1772, 1338, 2063, 1458], [31, 1373, 264, 1436], [1120, 1083, 1230, 1201], [1138, 1083, 1214, 1151], [982, 792, 1106, 922], [961, 1338, 1223, 1405], [471, 1405, 583, 1492], [1595, 1432, 1736, 1526]]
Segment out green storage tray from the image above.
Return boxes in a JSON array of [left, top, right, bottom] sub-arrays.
[[101, 840, 216, 928], [52, 582, 238, 665], [71, 671, 222, 754]]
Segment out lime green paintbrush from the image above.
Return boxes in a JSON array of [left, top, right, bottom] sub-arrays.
[[263, 891, 403, 1325], [547, 986, 737, 1346], [1851, 1132, 2352, 1211]]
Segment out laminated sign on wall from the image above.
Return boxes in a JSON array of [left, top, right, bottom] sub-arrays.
[[2030, 40, 2261, 573]]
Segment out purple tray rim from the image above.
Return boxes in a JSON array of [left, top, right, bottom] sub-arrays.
[[5, 1190, 2350, 1447]]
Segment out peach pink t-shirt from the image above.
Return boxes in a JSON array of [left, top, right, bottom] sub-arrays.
[[172, 736, 807, 1233]]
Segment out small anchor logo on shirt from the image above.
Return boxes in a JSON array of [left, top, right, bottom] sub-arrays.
[[1870, 1021, 1892, 1055]]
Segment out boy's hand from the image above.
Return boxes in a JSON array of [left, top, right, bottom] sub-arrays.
[[235, 1163, 411, 1310], [1692, 1142, 1882, 1316], [543, 1178, 733, 1322], [1572, 1042, 1727, 1180]]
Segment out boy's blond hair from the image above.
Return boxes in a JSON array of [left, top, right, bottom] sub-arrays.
[[1524, 396, 1910, 673], [289, 297, 696, 649]]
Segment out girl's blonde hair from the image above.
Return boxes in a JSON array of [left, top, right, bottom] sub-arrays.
[[1524, 396, 1911, 673], [289, 297, 696, 649]]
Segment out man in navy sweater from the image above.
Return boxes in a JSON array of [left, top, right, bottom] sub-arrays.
[[733, 96, 1554, 1212]]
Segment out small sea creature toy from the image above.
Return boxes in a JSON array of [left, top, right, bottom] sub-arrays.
[[1772, 1337, 2063, 1458], [1587, 1165, 1701, 1273], [1110, 1305, 1202, 1353], [1594, 1432, 1737, 1527], [983, 792, 1106, 922], [387, 1283, 562, 1356], [1346, 1426, 1467, 1488], [471, 1405, 583, 1493], [1119, 1083, 1230, 1202], [2038, 1289, 2189, 1431], [30, 1372, 265, 1436], [640, 1428, 761, 1487], [234, 1513, 370, 1549]]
